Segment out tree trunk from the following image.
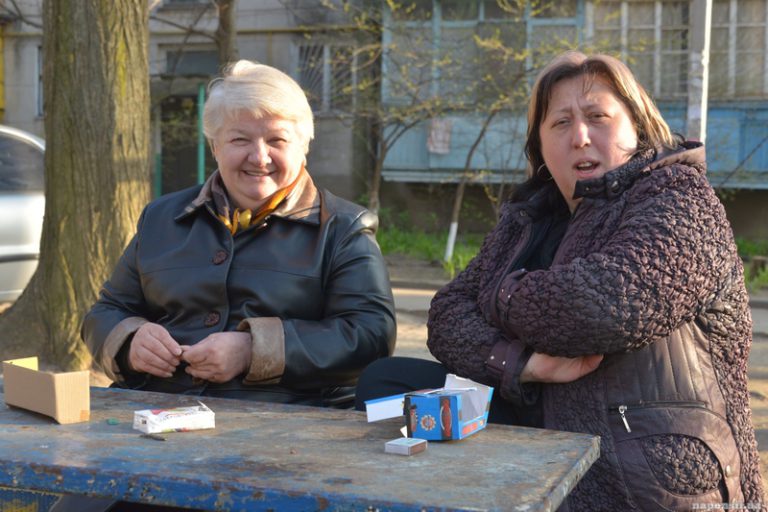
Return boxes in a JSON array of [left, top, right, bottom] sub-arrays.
[[367, 121, 384, 216], [443, 179, 466, 262], [0, 0, 150, 371], [443, 109, 499, 262], [368, 155, 383, 216], [215, 0, 238, 66]]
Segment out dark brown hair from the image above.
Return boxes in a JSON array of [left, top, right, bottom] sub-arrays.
[[524, 51, 677, 179]]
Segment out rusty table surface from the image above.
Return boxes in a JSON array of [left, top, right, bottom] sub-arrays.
[[0, 387, 599, 511]]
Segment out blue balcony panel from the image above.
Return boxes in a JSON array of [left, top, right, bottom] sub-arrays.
[[383, 103, 768, 189]]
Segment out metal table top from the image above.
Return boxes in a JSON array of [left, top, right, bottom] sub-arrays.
[[0, 387, 599, 511]]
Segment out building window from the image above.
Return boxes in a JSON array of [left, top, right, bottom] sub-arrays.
[[382, 0, 581, 106], [298, 43, 356, 113], [165, 49, 219, 76], [710, 0, 768, 98], [37, 46, 43, 117], [591, 0, 689, 99]]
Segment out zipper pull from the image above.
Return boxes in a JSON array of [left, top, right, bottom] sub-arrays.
[[618, 405, 631, 433]]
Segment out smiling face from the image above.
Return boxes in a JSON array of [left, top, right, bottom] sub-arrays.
[[211, 111, 307, 211], [539, 75, 638, 212]]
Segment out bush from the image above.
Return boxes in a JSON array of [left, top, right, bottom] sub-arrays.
[[736, 237, 768, 259], [736, 238, 768, 292], [378, 228, 768, 291], [376, 220, 482, 278]]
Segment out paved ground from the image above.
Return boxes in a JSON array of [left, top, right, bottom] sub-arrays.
[[387, 254, 768, 488]]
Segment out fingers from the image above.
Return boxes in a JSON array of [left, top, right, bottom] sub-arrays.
[[522, 352, 604, 384], [184, 364, 222, 383], [185, 357, 225, 382], [129, 323, 183, 378], [581, 354, 604, 375], [182, 332, 251, 383], [179, 338, 209, 365], [125, 326, 252, 383]]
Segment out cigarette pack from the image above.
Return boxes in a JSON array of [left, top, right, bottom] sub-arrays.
[[384, 437, 428, 456], [366, 374, 493, 441], [133, 402, 215, 434]]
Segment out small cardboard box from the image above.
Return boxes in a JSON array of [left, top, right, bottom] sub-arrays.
[[384, 437, 428, 456], [365, 374, 493, 441], [3, 357, 90, 424]]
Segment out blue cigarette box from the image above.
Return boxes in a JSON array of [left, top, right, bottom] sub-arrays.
[[365, 374, 493, 441]]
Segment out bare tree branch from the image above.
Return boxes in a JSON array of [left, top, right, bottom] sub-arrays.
[[149, 14, 217, 42], [1, 0, 43, 29]]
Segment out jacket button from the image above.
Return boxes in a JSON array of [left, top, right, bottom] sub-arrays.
[[212, 250, 228, 265], [610, 180, 620, 192], [204, 312, 220, 327], [725, 465, 732, 477]]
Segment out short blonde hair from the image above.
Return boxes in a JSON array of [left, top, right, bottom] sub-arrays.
[[203, 60, 314, 153], [525, 51, 677, 177]]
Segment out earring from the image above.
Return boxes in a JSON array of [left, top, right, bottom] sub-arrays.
[[536, 164, 553, 181]]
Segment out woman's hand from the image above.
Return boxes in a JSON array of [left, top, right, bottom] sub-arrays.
[[520, 352, 604, 383], [129, 323, 184, 378], [181, 332, 252, 383]]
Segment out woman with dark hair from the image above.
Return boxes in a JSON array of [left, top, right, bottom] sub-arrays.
[[357, 51, 764, 511]]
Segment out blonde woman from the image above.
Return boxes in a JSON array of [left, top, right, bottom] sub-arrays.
[[84, 61, 395, 407]]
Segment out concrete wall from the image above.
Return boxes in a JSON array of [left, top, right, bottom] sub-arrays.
[[722, 190, 768, 241], [307, 115, 365, 201]]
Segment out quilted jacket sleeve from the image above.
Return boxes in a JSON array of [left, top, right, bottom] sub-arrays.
[[428, 207, 539, 405], [495, 165, 737, 356]]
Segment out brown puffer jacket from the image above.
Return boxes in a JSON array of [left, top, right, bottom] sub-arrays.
[[428, 142, 764, 511]]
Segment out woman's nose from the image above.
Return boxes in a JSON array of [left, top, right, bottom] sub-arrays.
[[572, 122, 591, 148], [248, 141, 271, 166]]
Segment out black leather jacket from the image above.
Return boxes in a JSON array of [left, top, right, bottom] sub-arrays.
[[83, 172, 396, 405]]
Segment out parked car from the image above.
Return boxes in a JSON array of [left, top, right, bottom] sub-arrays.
[[0, 125, 45, 302]]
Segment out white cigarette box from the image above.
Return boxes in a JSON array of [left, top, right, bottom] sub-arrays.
[[133, 402, 215, 434]]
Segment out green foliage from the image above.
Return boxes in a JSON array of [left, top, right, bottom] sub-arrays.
[[744, 263, 768, 293], [377, 231, 768, 290], [736, 237, 768, 259], [442, 240, 482, 279], [737, 237, 768, 292], [376, 215, 483, 279]]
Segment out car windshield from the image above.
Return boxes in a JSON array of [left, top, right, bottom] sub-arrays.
[[0, 133, 44, 191]]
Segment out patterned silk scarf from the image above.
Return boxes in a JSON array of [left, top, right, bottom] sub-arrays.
[[214, 166, 306, 235]]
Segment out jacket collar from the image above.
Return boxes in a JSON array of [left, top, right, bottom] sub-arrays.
[[573, 141, 705, 200], [511, 181, 570, 223], [175, 169, 321, 224]]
